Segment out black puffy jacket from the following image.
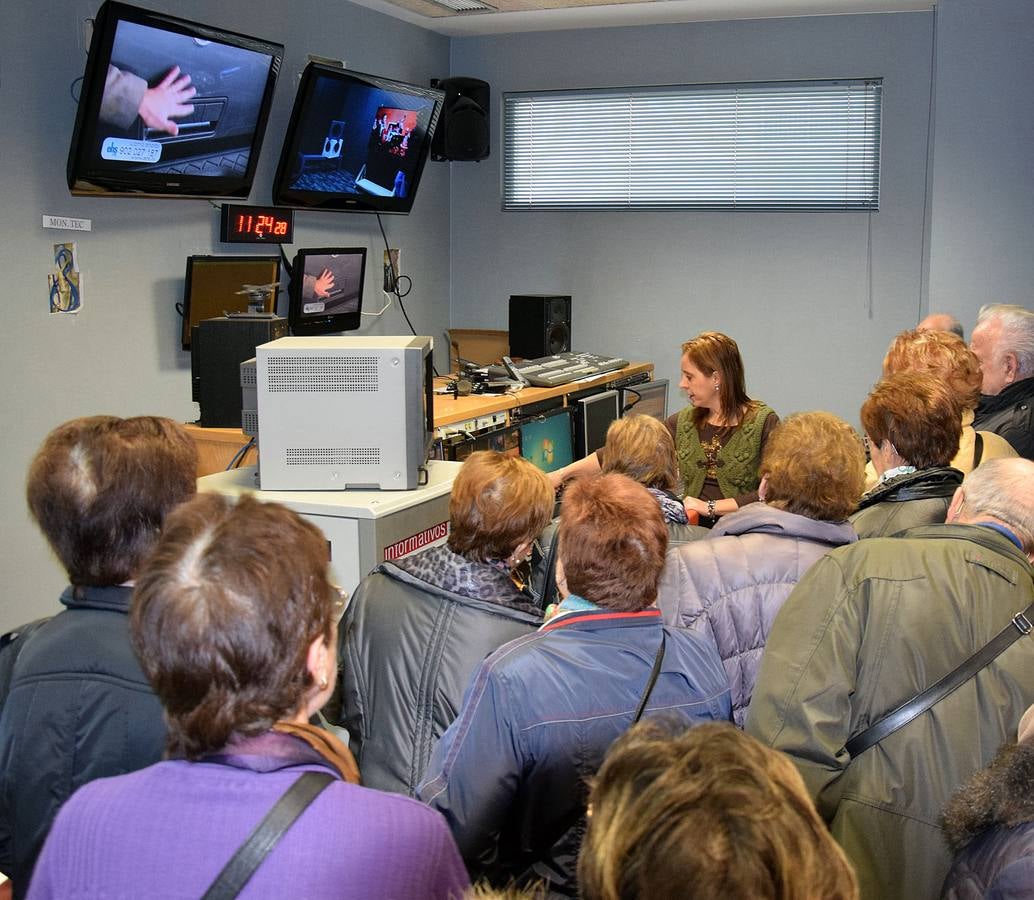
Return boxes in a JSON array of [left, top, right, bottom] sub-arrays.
[[0, 585, 165, 897]]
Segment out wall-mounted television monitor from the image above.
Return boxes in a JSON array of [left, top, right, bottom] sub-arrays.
[[180, 255, 280, 349], [518, 409, 574, 475], [67, 1, 282, 198], [273, 63, 444, 214], [288, 248, 367, 336], [621, 379, 669, 421]]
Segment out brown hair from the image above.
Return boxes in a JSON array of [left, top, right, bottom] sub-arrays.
[[882, 329, 983, 412], [601, 415, 679, 494], [682, 332, 754, 428], [762, 413, 865, 521], [559, 474, 668, 611], [26, 415, 197, 586], [579, 719, 859, 900], [447, 451, 554, 562], [131, 493, 335, 759], [860, 372, 963, 469]]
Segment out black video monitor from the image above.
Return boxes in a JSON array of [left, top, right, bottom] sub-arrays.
[[67, 1, 282, 198], [273, 63, 444, 214], [621, 379, 669, 421], [288, 248, 367, 336], [181, 255, 280, 349], [578, 390, 621, 457], [519, 410, 574, 475]]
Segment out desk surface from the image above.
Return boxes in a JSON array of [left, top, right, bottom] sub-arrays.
[[432, 361, 653, 427]]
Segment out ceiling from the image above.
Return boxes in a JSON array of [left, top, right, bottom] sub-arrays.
[[346, 0, 933, 36]]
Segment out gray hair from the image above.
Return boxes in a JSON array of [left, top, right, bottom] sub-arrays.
[[976, 304, 1034, 379], [960, 458, 1034, 553]]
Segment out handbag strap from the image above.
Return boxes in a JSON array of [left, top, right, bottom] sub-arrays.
[[845, 600, 1034, 758], [632, 631, 666, 723], [201, 771, 335, 900], [973, 431, 984, 468]]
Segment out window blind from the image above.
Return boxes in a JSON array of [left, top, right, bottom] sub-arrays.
[[503, 79, 882, 211]]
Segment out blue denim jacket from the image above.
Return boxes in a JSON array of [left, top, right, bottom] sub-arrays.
[[418, 607, 732, 893]]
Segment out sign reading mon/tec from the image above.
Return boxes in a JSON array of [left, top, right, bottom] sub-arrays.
[[384, 522, 449, 562], [220, 204, 295, 244]]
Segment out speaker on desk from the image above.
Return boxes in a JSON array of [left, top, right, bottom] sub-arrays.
[[430, 77, 490, 162], [509, 294, 572, 359], [191, 316, 288, 428]]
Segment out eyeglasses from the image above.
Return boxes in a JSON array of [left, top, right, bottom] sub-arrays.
[[331, 585, 349, 622]]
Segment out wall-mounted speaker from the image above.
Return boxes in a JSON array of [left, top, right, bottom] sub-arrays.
[[509, 295, 572, 359], [430, 77, 490, 162]]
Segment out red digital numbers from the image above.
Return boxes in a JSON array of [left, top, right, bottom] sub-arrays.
[[222, 205, 294, 244]]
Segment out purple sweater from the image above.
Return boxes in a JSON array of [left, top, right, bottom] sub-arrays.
[[26, 733, 469, 899]]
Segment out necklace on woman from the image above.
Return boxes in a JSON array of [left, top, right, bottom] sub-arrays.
[[698, 434, 724, 479]]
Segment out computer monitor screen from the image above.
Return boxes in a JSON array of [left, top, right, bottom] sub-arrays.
[[180, 255, 280, 349], [67, 1, 282, 198], [519, 410, 574, 474], [622, 379, 669, 421], [272, 63, 444, 214], [288, 248, 366, 336], [451, 425, 522, 462], [579, 390, 621, 457]]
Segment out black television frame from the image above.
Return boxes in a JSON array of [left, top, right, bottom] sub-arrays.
[[180, 254, 281, 350], [67, 0, 283, 199], [288, 247, 367, 336], [273, 63, 444, 215]]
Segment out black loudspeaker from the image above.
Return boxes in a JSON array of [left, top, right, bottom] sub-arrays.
[[430, 77, 490, 162], [509, 295, 572, 359], [191, 316, 288, 428]]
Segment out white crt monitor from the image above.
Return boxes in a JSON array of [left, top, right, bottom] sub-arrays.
[[255, 335, 433, 491]]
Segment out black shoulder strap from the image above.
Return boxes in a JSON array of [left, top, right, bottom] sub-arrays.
[[632, 631, 666, 723], [973, 431, 984, 468], [845, 600, 1033, 758], [201, 771, 335, 900]]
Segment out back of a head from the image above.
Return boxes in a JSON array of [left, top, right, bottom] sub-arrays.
[[762, 412, 865, 521], [131, 493, 334, 759], [882, 329, 983, 412], [956, 457, 1034, 554], [447, 450, 554, 563], [26, 415, 197, 586], [601, 415, 679, 494], [860, 372, 963, 469], [975, 304, 1034, 379], [579, 719, 858, 900], [917, 313, 964, 340], [559, 473, 667, 611]]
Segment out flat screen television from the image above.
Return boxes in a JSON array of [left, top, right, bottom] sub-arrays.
[[519, 409, 574, 475], [273, 63, 444, 214], [67, 1, 282, 198], [180, 255, 280, 349], [621, 379, 669, 420], [288, 248, 367, 336]]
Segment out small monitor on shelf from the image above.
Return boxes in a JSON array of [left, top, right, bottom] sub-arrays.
[[577, 390, 621, 457], [180, 255, 280, 350], [621, 379, 669, 421], [67, 1, 282, 199], [273, 63, 444, 214], [518, 409, 574, 474], [288, 248, 366, 336]]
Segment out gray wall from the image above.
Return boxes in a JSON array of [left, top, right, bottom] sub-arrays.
[[448, 13, 937, 422], [927, 0, 1034, 320], [0, 0, 450, 630]]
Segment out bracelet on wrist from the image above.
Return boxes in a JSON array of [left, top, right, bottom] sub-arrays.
[[706, 499, 717, 518]]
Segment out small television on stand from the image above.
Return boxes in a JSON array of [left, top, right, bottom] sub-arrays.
[[288, 248, 367, 335], [273, 63, 444, 214], [67, 1, 282, 199]]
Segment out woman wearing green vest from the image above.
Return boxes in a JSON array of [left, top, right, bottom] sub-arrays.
[[550, 332, 778, 527]]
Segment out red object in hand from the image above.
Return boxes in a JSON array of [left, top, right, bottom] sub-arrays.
[[685, 508, 700, 526]]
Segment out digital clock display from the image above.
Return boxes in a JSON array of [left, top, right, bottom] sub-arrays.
[[220, 204, 295, 244]]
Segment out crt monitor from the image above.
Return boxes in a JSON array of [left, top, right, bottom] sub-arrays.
[[519, 410, 574, 475], [577, 390, 620, 457], [67, 1, 282, 198], [180, 255, 280, 350], [621, 379, 669, 421], [273, 63, 444, 214], [288, 248, 366, 336]]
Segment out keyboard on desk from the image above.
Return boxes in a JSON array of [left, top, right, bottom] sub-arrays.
[[488, 352, 630, 388]]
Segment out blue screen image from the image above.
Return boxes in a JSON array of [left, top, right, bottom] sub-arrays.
[[520, 413, 574, 474]]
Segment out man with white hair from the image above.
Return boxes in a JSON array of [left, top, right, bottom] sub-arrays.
[[747, 457, 1034, 900], [970, 303, 1034, 459]]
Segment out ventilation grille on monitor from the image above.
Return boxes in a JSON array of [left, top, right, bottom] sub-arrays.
[[286, 448, 381, 466], [241, 410, 260, 438], [267, 355, 379, 392], [241, 366, 258, 389]]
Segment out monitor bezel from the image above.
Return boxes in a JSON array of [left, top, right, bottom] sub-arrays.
[[287, 247, 368, 336], [621, 379, 670, 420], [579, 389, 621, 457], [67, 0, 283, 199], [272, 63, 444, 215]]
